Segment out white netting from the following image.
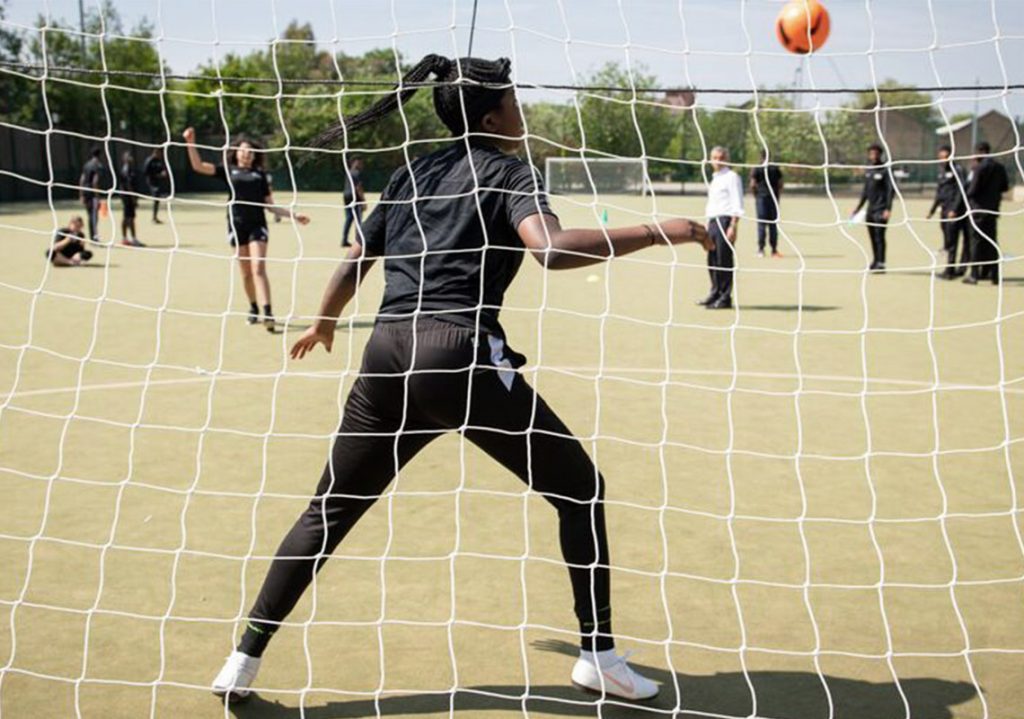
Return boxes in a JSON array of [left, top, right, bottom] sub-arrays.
[[0, 0, 1022, 717], [545, 158, 649, 195]]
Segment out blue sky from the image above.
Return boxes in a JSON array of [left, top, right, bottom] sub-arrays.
[[5, 0, 1024, 117]]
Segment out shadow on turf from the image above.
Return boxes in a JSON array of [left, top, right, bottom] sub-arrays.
[[893, 270, 1024, 285], [738, 304, 839, 312], [227, 639, 977, 719], [281, 320, 377, 334]]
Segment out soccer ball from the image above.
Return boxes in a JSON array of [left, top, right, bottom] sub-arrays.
[[776, 0, 831, 55]]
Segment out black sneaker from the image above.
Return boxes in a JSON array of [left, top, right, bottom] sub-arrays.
[[264, 316, 276, 333], [247, 308, 259, 325]]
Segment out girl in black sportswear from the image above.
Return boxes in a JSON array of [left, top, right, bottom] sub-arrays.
[[212, 54, 711, 703], [183, 128, 310, 331]]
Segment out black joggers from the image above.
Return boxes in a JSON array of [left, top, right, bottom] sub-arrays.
[[707, 216, 735, 301], [246, 318, 613, 652]]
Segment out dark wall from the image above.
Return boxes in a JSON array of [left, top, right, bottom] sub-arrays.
[[0, 125, 401, 203]]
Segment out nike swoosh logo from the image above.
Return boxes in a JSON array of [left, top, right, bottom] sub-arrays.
[[602, 669, 635, 696]]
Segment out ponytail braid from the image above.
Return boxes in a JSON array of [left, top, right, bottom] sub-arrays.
[[310, 54, 512, 149]]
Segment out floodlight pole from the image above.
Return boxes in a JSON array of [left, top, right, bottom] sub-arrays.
[[971, 77, 979, 149], [78, 0, 86, 58]]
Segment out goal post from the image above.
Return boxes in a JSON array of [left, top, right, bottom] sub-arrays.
[[544, 157, 650, 196], [0, 1, 1022, 717]]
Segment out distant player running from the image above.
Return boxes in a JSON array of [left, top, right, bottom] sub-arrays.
[[211, 54, 711, 704], [183, 128, 310, 330]]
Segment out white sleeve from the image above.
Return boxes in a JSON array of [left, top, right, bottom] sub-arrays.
[[729, 173, 745, 217]]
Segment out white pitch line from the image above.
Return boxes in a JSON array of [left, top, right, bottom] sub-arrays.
[[0, 366, 1020, 402]]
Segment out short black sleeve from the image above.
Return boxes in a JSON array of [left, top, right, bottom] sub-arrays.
[[213, 164, 227, 183], [360, 206, 385, 256], [359, 172, 398, 257], [261, 170, 271, 198], [503, 161, 554, 229]]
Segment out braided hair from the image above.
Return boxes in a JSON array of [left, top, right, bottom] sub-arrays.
[[311, 54, 513, 149]]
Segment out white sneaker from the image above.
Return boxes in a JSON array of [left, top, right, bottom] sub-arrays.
[[570, 650, 659, 701], [212, 650, 261, 702]]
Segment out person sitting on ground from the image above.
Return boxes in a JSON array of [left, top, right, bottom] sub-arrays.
[[47, 216, 93, 266]]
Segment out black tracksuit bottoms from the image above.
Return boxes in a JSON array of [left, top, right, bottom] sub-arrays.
[[707, 216, 735, 300], [968, 213, 1000, 281], [866, 212, 888, 266], [246, 318, 613, 652], [942, 217, 969, 270], [755, 195, 779, 252]]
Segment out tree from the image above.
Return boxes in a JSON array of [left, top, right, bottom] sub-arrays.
[[853, 78, 939, 128], [522, 101, 580, 166], [0, 0, 36, 125], [576, 62, 678, 160], [21, 2, 169, 140]]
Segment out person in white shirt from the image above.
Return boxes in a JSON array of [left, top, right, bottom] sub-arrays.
[[698, 146, 744, 309]]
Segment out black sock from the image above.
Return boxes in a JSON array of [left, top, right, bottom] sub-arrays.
[[249, 302, 259, 315], [263, 304, 273, 317], [580, 606, 614, 652], [237, 619, 277, 658]]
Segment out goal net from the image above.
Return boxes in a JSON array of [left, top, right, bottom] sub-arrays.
[[545, 157, 650, 195], [0, 0, 1022, 717]]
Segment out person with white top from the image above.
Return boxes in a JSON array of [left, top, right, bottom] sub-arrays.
[[698, 146, 744, 310]]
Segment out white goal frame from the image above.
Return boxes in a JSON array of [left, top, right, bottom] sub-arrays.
[[544, 156, 651, 196]]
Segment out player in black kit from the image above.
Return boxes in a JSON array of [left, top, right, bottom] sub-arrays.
[[749, 149, 784, 258], [143, 147, 170, 224], [183, 128, 310, 330], [850, 143, 895, 273], [211, 54, 711, 704], [78, 147, 106, 243], [118, 151, 145, 247], [46, 216, 93, 266], [927, 145, 968, 279], [963, 141, 1010, 285]]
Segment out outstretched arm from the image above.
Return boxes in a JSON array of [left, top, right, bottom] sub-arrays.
[[265, 191, 310, 225], [182, 127, 217, 176], [517, 214, 710, 270], [290, 243, 376, 359]]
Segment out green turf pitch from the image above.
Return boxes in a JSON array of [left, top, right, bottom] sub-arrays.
[[1, 192, 1022, 718]]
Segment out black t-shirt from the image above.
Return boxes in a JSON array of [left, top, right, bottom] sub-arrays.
[[360, 142, 555, 338], [856, 161, 895, 216], [214, 163, 271, 228], [120, 162, 138, 193], [143, 156, 168, 187], [932, 162, 966, 216], [80, 158, 105, 197], [52, 227, 85, 257], [751, 164, 782, 198], [343, 169, 362, 202], [967, 158, 1010, 212]]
